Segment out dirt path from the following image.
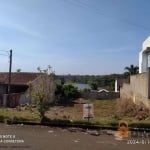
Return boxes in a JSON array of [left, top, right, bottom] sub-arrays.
[[0, 124, 149, 150]]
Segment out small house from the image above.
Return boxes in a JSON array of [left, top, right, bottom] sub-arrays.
[[0, 72, 55, 107]]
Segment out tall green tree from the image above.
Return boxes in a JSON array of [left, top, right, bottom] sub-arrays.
[[124, 64, 139, 75]]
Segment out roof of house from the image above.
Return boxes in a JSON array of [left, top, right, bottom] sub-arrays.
[[98, 89, 109, 93], [0, 72, 41, 85]]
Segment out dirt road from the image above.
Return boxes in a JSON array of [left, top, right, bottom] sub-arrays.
[[0, 124, 149, 150]]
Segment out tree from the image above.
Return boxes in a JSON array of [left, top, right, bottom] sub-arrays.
[[16, 68, 21, 72], [63, 83, 79, 101], [124, 64, 139, 75], [55, 83, 79, 104], [88, 81, 98, 90], [28, 65, 55, 120]]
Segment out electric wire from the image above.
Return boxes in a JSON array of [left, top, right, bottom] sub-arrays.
[[63, 0, 150, 31]]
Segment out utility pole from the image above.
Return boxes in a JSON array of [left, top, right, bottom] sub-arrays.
[[8, 49, 12, 94], [148, 67, 150, 99]]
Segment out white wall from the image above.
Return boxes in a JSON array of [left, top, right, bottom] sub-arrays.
[[139, 37, 150, 73]]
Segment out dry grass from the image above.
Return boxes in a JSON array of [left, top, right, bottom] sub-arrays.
[[0, 98, 150, 127], [0, 107, 40, 121], [45, 98, 118, 125], [116, 98, 150, 120]]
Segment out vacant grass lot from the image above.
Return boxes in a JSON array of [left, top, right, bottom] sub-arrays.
[[0, 98, 150, 127], [0, 107, 40, 122], [45, 99, 118, 125]]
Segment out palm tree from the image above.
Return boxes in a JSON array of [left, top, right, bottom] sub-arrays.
[[124, 64, 139, 75]]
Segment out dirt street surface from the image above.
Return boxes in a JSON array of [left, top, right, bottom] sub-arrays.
[[0, 124, 149, 150]]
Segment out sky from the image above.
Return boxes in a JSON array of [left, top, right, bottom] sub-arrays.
[[0, 0, 150, 75]]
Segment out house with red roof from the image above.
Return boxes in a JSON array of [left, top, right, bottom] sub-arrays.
[[0, 72, 55, 107]]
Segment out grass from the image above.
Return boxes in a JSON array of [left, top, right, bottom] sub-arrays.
[[45, 99, 121, 126], [0, 107, 40, 122], [64, 98, 150, 127], [0, 98, 150, 128]]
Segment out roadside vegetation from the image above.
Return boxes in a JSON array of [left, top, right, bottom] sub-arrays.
[[0, 106, 40, 123], [0, 98, 150, 128], [27, 65, 55, 122], [0, 64, 148, 128], [55, 83, 80, 105]]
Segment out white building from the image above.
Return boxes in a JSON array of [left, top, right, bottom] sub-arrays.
[[139, 36, 150, 73], [120, 36, 150, 108]]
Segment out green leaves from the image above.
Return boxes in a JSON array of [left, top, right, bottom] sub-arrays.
[[124, 64, 139, 75], [55, 83, 79, 104], [28, 65, 55, 119]]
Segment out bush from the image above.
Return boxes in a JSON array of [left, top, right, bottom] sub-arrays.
[[63, 84, 79, 100], [116, 99, 150, 120], [28, 65, 55, 119], [55, 83, 79, 104], [80, 88, 91, 93]]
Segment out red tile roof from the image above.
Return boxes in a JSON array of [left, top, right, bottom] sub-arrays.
[[0, 72, 41, 85]]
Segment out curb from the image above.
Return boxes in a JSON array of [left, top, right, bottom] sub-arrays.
[[2, 120, 150, 132]]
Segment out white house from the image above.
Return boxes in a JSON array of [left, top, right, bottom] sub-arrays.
[[139, 36, 150, 73], [121, 36, 150, 108]]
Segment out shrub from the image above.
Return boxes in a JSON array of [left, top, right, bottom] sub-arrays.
[[55, 83, 79, 104], [28, 65, 55, 120], [116, 99, 150, 120]]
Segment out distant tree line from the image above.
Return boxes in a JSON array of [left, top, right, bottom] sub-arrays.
[[56, 64, 139, 91], [56, 74, 125, 91], [27, 64, 139, 119]]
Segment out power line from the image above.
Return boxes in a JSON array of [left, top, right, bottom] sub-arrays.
[[0, 50, 9, 52], [63, 0, 150, 31], [0, 50, 9, 55], [0, 53, 8, 56], [0, 50, 9, 56]]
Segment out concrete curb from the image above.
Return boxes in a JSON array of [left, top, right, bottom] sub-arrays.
[[2, 120, 150, 132]]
